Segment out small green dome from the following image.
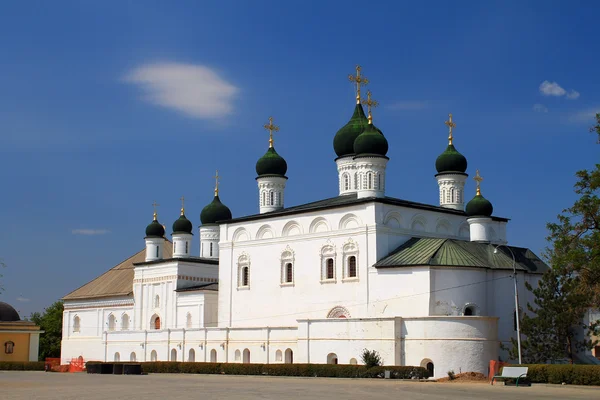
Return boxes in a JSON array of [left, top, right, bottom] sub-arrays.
[[466, 193, 494, 217], [200, 195, 232, 225], [353, 123, 389, 156], [145, 217, 165, 238], [435, 144, 468, 173], [256, 147, 287, 176], [172, 213, 193, 234], [333, 104, 368, 157]]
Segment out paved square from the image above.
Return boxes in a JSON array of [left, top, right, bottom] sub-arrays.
[[0, 371, 598, 399]]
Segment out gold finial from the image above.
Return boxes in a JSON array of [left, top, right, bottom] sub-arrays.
[[180, 196, 185, 216], [348, 65, 369, 104], [445, 113, 456, 145], [152, 201, 160, 220], [362, 90, 379, 124], [214, 170, 220, 196], [474, 169, 483, 195], [263, 116, 280, 148]]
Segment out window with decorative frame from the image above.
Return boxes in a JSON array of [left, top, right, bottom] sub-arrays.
[[238, 253, 250, 289], [320, 243, 336, 282], [107, 314, 116, 331], [280, 247, 295, 285], [343, 173, 350, 191], [73, 316, 80, 333], [4, 341, 14, 354], [342, 238, 359, 280]]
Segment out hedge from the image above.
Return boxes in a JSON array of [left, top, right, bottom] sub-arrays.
[[87, 361, 429, 379], [507, 364, 600, 386], [0, 361, 45, 371]]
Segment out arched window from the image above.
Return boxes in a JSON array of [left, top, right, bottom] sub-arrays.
[[150, 350, 158, 362], [238, 254, 250, 288], [270, 191, 274, 206], [343, 174, 350, 191], [185, 241, 188, 254], [262, 191, 266, 206], [348, 256, 357, 278], [73, 316, 80, 333], [349, 358, 357, 365], [186, 313, 192, 329], [114, 352, 120, 362], [446, 190, 451, 203], [188, 348, 195, 362], [151, 314, 161, 330], [107, 314, 116, 331], [377, 174, 381, 190], [130, 352, 136, 362], [464, 307, 474, 316], [121, 314, 129, 331], [463, 303, 478, 316], [367, 172, 373, 189], [4, 341, 14, 354], [285, 348, 293, 364], [275, 350, 283, 362], [174, 241, 176, 253], [154, 295, 160, 308], [327, 353, 338, 364], [210, 349, 217, 362], [285, 263, 293, 283], [326, 258, 334, 280], [354, 173, 358, 189], [171, 348, 177, 361], [234, 350, 241, 362], [242, 267, 249, 286], [210, 243, 213, 257], [281, 248, 295, 284], [450, 187, 456, 203], [156, 246, 159, 258], [243, 348, 250, 364]]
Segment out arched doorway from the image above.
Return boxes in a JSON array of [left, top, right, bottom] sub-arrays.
[[275, 350, 283, 362], [285, 348, 293, 364], [130, 352, 136, 362], [426, 362, 434, 377], [327, 353, 338, 364], [150, 350, 157, 361], [151, 314, 161, 330], [188, 348, 195, 362], [114, 352, 120, 362], [243, 348, 250, 364], [420, 358, 434, 377], [210, 349, 217, 362], [170, 348, 177, 361]]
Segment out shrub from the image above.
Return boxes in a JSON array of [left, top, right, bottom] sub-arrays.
[[447, 370, 456, 380], [508, 364, 600, 386], [0, 361, 45, 371], [360, 349, 383, 368]]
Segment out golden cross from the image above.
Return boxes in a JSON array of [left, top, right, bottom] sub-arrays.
[[214, 170, 220, 196], [361, 90, 379, 124], [152, 201, 160, 220], [348, 65, 369, 104], [180, 196, 185, 215], [474, 169, 483, 195], [445, 113, 456, 145], [263, 116, 280, 148]]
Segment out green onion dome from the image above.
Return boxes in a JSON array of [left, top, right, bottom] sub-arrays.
[[200, 195, 232, 225], [145, 214, 165, 238], [465, 192, 494, 217], [353, 122, 389, 156], [172, 212, 193, 234], [255, 147, 288, 177], [333, 104, 369, 157], [435, 144, 468, 173]]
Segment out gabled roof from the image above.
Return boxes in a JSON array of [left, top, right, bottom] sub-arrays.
[[374, 237, 548, 274], [63, 241, 173, 301], [224, 193, 509, 224]]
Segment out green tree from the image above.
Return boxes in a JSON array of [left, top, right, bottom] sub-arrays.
[[30, 301, 64, 360], [360, 349, 383, 368], [591, 113, 600, 143]]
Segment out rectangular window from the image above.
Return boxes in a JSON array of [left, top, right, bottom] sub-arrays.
[[286, 263, 293, 283], [242, 266, 249, 286], [348, 256, 357, 278], [326, 258, 334, 279]]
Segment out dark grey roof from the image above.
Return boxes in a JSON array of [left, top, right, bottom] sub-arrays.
[[374, 237, 548, 274], [176, 283, 219, 292], [133, 257, 218, 267], [224, 193, 509, 224]]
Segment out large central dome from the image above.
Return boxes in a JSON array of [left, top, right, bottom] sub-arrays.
[[0, 302, 20, 322], [333, 104, 368, 157]]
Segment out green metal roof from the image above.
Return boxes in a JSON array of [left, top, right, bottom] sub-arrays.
[[374, 237, 549, 274]]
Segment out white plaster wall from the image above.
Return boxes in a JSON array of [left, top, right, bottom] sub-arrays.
[[430, 268, 489, 316], [368, 267, 431, 318]]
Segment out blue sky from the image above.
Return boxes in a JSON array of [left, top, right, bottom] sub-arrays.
[[1, 1, 598, 317]]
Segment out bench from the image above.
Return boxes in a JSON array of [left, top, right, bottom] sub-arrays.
[[491, 366, 529, 386]]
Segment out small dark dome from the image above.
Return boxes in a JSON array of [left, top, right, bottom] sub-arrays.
[[200, 195, 232, 225], [256, 147, 288, 177], [466, 193, 494, 217], [435, 144, 468, 173], [333, 104, 369, 157], [145, 217, 165, 238], [172, 213, 193, 234], [0, 302, 20, 322], [353, 123, 389, 156]]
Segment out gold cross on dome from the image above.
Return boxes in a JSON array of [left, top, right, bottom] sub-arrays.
[[361, 90, 379, 124], [474, 169, 483, 195], [445, 113, 456, 145], [263, 116, 280, 148], [180, 196, 185, 215], [214, 170, 220, 196], [348, 65, 369, 104], [152, 201, 160, 220]]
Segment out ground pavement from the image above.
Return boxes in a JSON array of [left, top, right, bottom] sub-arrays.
[[0, 371, 598, 400]]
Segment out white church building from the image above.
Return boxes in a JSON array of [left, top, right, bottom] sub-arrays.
[[61, 67, 548, 378]]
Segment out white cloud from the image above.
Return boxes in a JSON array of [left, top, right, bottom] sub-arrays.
[[16, 296, 30, 303], [124, 62, 239, 120], [569, 107, 600, 123], [72, 229, 110, 235], [533, 103, 548, 113], [387, 101, 428, 111], [566, 90, 580, 100], [539, 81, 566, 97]]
